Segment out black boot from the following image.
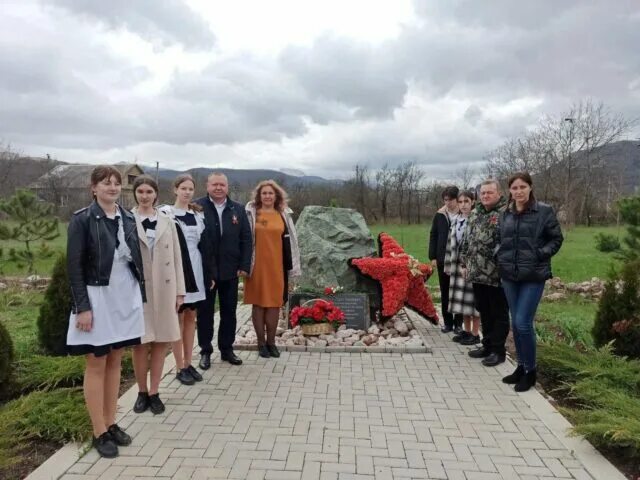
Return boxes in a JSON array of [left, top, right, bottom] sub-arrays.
[[267, 345, 280, 358], [107, 424, 132, 446], [502, 365, 524, 384], [93, 432, 118, 458], [514, 369, 537, 392], [133, 392, 150, 413]]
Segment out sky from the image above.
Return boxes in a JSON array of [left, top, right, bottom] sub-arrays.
[[1, 0, 639, 180]]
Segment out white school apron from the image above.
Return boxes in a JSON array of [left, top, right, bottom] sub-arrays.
[[67, 248, 144, 346], [175, 209, 206, 304]]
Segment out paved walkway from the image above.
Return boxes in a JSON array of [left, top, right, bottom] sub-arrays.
[[36, 305, 623, 480]]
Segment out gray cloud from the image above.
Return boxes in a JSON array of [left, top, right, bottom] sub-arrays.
[[280, 35, 407, 118], [42, 0, 215, 49], [2, 1, 639, 177]]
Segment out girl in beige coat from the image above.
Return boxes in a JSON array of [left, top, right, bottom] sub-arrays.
[[131, 176, 185, 415]]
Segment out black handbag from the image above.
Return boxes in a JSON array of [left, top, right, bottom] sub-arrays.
[[282, 221, 293, 271]]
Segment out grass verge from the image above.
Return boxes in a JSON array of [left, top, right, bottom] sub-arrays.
[[538, 342, 640, 467], [0, 388, 90, 473]]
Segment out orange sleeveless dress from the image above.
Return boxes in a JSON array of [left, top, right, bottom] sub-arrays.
[[244, 210, 285, 307]]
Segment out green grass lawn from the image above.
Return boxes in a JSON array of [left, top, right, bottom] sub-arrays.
[[0, 222, 66, 276], [370, 223, 622, 283], [536, 294, 597, 348], [0, 220, 622, 282]]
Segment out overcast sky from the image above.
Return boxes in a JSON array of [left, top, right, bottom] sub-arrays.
[[1, 0, 639, 180]]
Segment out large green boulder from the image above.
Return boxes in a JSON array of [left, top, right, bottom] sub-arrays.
[[295, 206, 379, 303]]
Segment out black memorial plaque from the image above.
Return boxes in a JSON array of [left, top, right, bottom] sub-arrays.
[[288, 293, 371, 330]]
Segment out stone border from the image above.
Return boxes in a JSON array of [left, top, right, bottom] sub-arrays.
[[233, 308, 432, 354], [233, 343, 429, 353]]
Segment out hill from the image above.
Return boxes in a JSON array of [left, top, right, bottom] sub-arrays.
[[149, 166, 337, 188], [586, 140, 640, 194]]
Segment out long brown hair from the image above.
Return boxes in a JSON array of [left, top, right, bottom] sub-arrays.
[[252, 179, 288, 211], [173, 174, 203, 212], [507, 171, 536, 210], [132, 175, 159, 205]]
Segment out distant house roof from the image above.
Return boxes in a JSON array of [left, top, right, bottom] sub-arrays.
[[30, 163, 144, 189]]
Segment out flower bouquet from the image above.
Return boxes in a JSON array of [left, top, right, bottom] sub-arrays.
[[323, 285, 344, 295], [289, 299, 346, 335]]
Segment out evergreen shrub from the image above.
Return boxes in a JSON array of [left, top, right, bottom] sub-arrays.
[[0, 320, 14, 392], [595, 233, 620, 252], [592, 260, 640, 358], [37, 254, 71, 355]]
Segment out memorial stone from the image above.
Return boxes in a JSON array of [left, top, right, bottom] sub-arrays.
[[295, 206, 380, 309]]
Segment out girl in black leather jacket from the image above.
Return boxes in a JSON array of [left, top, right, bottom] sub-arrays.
[[66, 165, 146, 458], [497, 172, 563, 392]]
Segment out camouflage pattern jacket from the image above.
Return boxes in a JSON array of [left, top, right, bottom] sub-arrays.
[[460, 196, 508, 287]]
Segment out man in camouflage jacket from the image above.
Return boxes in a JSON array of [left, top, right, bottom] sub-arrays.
[[460, 180, 509, 366]]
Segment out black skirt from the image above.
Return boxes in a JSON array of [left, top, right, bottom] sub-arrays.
[[67, 337, 141, 357]]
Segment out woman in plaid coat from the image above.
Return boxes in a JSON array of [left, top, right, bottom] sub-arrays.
[[444, 190, 480, 345]]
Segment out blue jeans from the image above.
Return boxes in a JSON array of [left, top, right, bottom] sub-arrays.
[[501, 280, 545, 372]]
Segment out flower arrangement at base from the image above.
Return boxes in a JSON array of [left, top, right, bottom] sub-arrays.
[[323, 285, 344, 295], [349, 232, 438, 324], [289, 299, 346, 335]]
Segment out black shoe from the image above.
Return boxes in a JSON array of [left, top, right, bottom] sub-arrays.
[[148, 393, 165, 415], [221, 351, 243, 365], [452, 331, 469, 343], [199, 353, 211, 370], [176, 368, 195, 385], [468, 347, 490, 358], [514, 369, 537, 392], [441, 325, 454, 333], [502, 365, 525, 384], [107, 424, 132, 446], [187, 365, 203, 382], [93, 432, 118, 458], [267, 345, 280, 358], [133, 392, 150, 414], [460, 334, 481, 346], [482, 353, 506, 367], [259, 345, 270, 358], [453, 326, 463, 334]]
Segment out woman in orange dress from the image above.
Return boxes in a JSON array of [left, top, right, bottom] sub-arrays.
[[244, 180, 301, 358]]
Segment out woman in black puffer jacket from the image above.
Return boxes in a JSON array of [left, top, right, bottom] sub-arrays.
[[496, 172, 563, 392]]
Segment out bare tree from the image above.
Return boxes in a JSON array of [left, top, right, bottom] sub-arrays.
[[0, 142, 22, 196], [374, 164, 394, 223], [483, 99, 635, 224], [405, 162, 424, 224], [345, 164, 371, 220], [454, 165, 477, 190]]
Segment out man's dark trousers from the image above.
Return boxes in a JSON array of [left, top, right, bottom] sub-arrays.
[[197, 277, 239, 355], [437, 263, 462, 329], [472, 283, 510, 355]]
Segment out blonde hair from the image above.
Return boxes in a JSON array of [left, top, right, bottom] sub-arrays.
[[252, 179, 288, 211]]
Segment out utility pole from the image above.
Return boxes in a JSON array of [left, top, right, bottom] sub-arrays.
[[155, 161, 159, 183]]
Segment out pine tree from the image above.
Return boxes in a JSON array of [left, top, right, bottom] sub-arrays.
[[37, 253, 72, 355], [618, 196, 640, 261], [0, 189, 60, 273]]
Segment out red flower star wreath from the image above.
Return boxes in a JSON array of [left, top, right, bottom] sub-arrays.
[[349, 233, 439, 324]]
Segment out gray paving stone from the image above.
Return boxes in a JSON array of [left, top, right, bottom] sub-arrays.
[[44, 305, 623, 480]]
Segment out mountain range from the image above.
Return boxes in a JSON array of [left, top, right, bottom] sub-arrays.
[[147, 166, 337, 187]]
